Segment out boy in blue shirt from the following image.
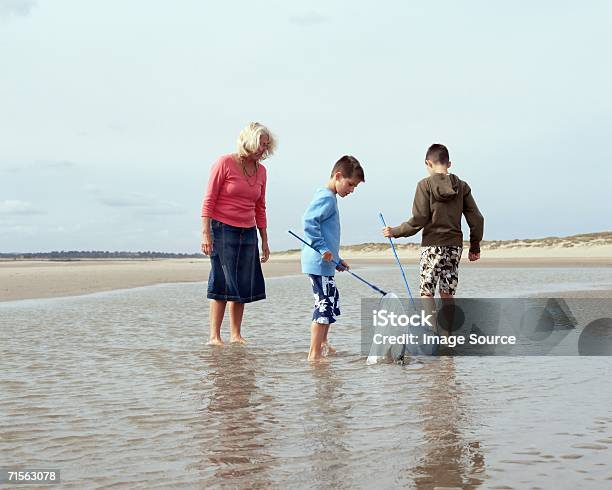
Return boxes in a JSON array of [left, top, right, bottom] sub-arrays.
[[302, 155, 365, 361]]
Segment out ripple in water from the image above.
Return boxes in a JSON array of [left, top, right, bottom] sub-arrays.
[[1, 267, 612, 488]]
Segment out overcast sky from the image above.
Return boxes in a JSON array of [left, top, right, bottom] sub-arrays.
[[1, 0, 610, 253]]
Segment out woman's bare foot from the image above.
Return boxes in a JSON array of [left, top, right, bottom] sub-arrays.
[[230, 336, 247, 344], [207, 337, 224, 346]]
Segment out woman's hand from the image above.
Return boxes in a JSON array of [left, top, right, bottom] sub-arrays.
[[260, 240, 270, 263], [201, 232, 213, 256], [382, 226, 394, 238]]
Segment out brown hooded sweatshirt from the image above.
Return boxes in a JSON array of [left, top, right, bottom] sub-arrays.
[[392, 173, 484, 254]]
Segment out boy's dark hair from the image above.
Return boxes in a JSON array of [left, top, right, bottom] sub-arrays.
[[426, 144, 450, 165], [331, 155, 365, 182]]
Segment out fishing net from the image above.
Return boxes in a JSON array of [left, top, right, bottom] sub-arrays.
[[366, 294, 440, 364]]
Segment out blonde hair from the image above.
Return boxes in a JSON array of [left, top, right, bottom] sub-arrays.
[[236, 122, 277, 161]]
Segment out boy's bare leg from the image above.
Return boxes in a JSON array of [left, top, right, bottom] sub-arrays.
[[229, 302, 247, 343], [439, 291, 455, 336], [208, 299, 226, 345], [308, 321, 327, 361], [420, 294, 439, 334], [321, 324, 336, 354]]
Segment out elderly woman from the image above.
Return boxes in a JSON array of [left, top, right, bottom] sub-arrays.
[[201, 122, 276, 345]]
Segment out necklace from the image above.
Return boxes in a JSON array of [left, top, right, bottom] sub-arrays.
[[241, 160, 258, 187]]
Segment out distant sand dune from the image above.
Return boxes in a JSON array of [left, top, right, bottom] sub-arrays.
[[275, 231, 612, 259]]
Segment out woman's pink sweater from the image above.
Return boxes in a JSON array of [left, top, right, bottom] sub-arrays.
[[201, 154, 267, 228]]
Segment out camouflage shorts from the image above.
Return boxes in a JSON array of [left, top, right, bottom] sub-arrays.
[[419, 246, 462, 296]]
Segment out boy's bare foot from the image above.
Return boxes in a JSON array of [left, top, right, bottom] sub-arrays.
[[308, 354, 328, 362], [207, 337, 224, 346], [322, 342, 337, 355], [230, 336, 247, 344]]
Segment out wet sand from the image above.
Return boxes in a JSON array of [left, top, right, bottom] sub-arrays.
[[1, 256, 611, 302], [532, 288, 612, 298]]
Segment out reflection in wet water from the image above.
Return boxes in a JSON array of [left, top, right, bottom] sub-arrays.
[[1, 267, 612, 488], [412, 358, 485, 489], [305, 362, 352, 488], [197, 346, 275, 485]]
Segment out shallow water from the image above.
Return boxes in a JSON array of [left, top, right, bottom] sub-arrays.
[[1, 267, 612, 488]]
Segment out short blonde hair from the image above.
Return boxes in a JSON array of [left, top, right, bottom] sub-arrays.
[[236, 122, 277, 161]]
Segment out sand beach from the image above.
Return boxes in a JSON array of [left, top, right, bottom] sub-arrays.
[[2, 232, 611, 302], [2, 255, 612, 303]]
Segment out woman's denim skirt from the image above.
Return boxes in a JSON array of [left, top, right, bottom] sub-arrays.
[[207, 219, 266, 303]]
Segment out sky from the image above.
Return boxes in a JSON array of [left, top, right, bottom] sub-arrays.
[[0, 0, 610, 253]]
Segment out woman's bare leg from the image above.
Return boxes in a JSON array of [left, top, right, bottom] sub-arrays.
[[229, 302, 246, 343], [208, 299, 227, 345]]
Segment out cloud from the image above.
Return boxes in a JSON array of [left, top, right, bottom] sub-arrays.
[[98, 193, 183, 215], [107, 122, 126, 133], [140, 203, 183, 215], [0, 200, 44, 215], [0, 0, 37, 18], [41, 160, 77, 170], [99, 194, 150, 207], [289, 11, 328, 26], [0, 224, 36, 236], [1, 160, 78, 173]]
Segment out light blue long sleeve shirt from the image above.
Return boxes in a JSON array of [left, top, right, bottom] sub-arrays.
[[301, 187, 341, 276]]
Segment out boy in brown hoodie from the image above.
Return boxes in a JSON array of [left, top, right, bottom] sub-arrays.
[[382, 144, 484, 298]]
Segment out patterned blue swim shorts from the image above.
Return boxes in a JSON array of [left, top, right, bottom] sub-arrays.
[[308, 274, 341, 324]]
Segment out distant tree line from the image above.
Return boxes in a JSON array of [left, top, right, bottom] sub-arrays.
[[0, 251, 203, 260]]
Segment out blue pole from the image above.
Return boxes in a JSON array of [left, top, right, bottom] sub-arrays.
[[288, 230, 387, 296], [379, 213, 416, 310]]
